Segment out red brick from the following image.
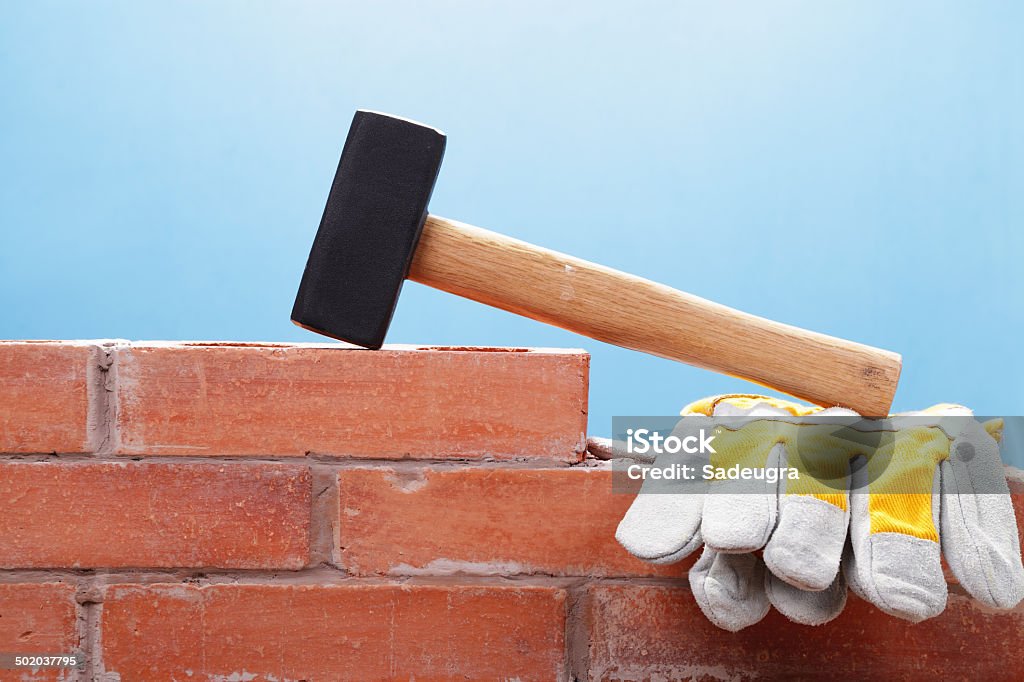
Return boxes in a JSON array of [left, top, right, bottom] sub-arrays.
[[0, 462, 309, 569], [0, 584, 78, 682], [99, 582, 566, 680], [114, 342, 588, 459], [339, 466, 689, 577], [585, 584, 1024, 682], [0, 341, 99, 454]]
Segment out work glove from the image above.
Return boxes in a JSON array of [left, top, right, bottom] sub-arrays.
[[615, 395, 854, 631], [613, 394, 1024, 631], [844, 405, 1024, 621]]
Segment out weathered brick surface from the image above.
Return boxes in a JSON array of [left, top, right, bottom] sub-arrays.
[[114, 343, 588, 459], [0, 462, 310, 569], [99, 583, 566, 681], [338, 466, 688, 577], [584, 583, 1024, 682], [0, 584, 78, 682], [2, 340, 1022, 679], [0, 341, 99, 454]]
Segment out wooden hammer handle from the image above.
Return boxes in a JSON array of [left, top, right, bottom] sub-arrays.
[[409, 215, 901, 415]]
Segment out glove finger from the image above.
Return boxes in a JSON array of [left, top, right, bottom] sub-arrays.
[[847, 436, 947, 622], [615, 417, 710, 563], [940, 419, 1024, 609], [616, 490, 704, 563], [701, 442, 781, 553], [764, 419, 851, 591], [689, 547, 769, 632], [766, 564, 847, 626], [764, 495, 848, 591], [842, 537, 868, 602], [700, 403, 797, 553]]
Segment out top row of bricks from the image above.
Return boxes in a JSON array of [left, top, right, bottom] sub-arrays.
[[0, 341, 589, 460]]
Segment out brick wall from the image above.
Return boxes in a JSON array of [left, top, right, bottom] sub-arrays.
[[0, 340, 1021, 681]]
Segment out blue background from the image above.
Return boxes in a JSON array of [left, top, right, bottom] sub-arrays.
[[2, 2, 1021, 450]]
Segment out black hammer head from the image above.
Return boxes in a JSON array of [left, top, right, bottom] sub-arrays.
[[291, 110, 446, 348]]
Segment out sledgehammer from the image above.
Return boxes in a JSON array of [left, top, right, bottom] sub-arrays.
[[292, 111, 901, 415]]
